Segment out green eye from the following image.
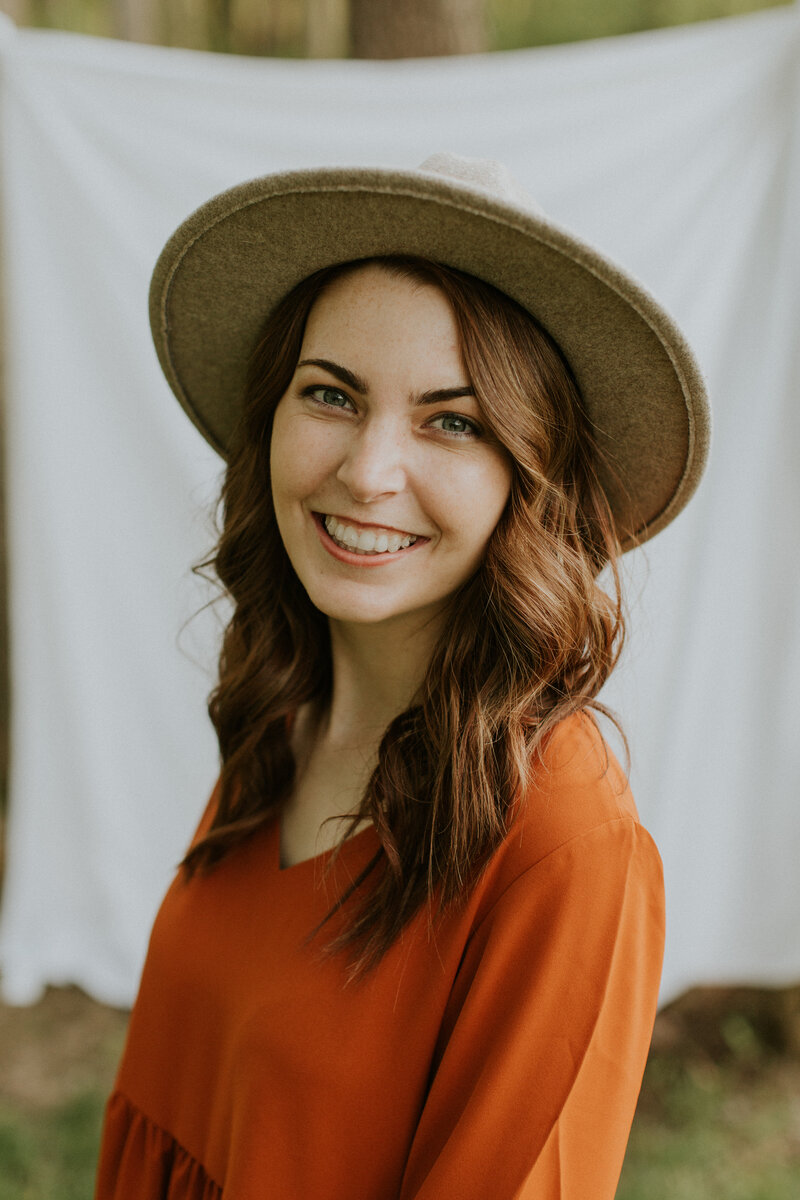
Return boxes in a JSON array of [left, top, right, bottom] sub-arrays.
[[312, 387, 350, 407], [431, 413, 480, 437]]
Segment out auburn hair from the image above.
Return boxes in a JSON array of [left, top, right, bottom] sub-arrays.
[[182, 256, 625, 979]]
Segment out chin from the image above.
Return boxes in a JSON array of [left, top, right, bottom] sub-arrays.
[[308, 596, 410, 626], [299, 574, 419, 623]]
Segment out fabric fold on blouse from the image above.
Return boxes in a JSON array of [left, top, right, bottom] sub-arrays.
[[98, 1091, 222, 1199]]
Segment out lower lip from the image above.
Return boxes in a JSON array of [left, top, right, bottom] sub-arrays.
[[312, 513, 427, 567]]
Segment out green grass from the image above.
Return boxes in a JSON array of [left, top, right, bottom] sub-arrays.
[[618, 1051, 800, 1199], [0, 1092, 107, 1200], [1, 1057, 799, 1199]]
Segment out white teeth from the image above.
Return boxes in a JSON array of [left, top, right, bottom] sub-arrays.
[[357, 529, 377, 552], [323, 515, 417, 555]]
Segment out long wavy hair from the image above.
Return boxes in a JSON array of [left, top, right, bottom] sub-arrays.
[[182, 255, 625, 978]]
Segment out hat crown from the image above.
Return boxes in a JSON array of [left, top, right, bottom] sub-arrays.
[[418, 151, 544, 217]]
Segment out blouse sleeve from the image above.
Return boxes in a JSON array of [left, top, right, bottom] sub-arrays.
[[398, 817, 665, 1200]]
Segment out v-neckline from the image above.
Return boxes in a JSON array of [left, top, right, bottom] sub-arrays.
[[272, 812, 377, 875]]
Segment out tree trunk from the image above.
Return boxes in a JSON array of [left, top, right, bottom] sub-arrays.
[[111, 0, 161, 43], [0, 0, 29, 23], [350, 0, 487, 59]]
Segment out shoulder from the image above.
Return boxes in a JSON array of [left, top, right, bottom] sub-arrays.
[[526, 708, 637, 835], [519, 708, 638, 844], [471, 710, 658, 910]]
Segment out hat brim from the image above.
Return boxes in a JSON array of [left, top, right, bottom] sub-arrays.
[[149, 166, 710, 551]]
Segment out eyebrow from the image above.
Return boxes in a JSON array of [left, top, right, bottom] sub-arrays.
[[296, 358, 476, 407]]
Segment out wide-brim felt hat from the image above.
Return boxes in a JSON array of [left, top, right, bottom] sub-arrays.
[[150, 152, 710, 551]]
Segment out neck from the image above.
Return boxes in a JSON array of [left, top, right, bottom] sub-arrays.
[[316, 610, 442, 751]]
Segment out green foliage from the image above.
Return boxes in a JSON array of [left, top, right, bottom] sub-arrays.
[[720, 1012, 763, 1063], [27, 0, 112, 38], [487, 0, 793, 49]]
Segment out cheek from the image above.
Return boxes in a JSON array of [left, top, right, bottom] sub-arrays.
[[270, 409, 338, 506], [269, 403, 292, 502], [436, 453, 512, 546], [485, 457, 514, 528]]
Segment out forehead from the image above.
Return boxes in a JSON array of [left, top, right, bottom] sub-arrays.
[[301, 264, 464, 366]]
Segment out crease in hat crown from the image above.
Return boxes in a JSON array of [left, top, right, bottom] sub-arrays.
[[149, 150, 710, 552], [418, 152, 545, 216]]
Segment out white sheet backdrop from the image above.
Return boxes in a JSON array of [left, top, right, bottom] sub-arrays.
[[0, 6, 798, 1007]]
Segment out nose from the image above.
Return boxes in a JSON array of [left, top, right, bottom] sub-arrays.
[[335, 417, 408, 503]]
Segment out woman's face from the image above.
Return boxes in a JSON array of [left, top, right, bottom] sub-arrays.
[[270, 265, 512, 632]]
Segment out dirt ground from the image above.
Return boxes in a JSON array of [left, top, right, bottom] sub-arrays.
[[0, 986, 129, 1113]]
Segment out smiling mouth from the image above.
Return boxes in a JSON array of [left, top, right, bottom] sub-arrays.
[[320, 514, 420, 556]]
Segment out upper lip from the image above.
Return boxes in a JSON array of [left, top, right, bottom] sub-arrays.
[[318, 512, 426, 539]]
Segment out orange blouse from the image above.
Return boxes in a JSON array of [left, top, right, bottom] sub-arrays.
[[96, 712, 664, 1199]]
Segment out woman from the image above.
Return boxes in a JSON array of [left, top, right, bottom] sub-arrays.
[[96, 153, 709, 1198]]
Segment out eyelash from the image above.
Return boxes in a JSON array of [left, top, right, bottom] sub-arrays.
[[303, 386, 482, 439]]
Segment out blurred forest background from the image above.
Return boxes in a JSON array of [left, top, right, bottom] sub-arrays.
[[0, 1, 798, 1196], [0, 0, 792, 56]]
